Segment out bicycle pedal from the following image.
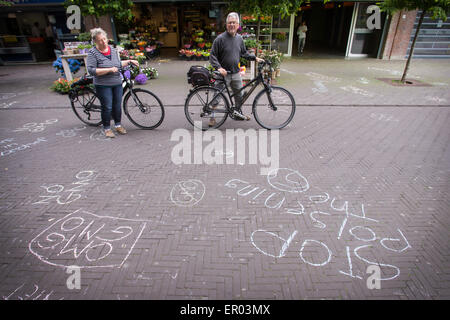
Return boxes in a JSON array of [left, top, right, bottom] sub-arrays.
[[232, 110, 248, 121]]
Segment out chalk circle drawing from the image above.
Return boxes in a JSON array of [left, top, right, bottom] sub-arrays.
[[90, 129, 111, 141], [29, 209, 147, 268], [267, 168, 309, 193], [299, 239, 332, 267], [170, 179, 206, 207], [349, 226, 377, 242]]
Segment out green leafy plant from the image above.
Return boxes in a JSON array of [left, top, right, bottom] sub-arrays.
[[77, 32, 91, 42], [275, 32, 287, 41], [244, 39, 261, 50], [64, 0, 135, 24]]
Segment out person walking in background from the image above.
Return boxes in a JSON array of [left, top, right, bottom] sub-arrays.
[[297, 21, 308, 55], [86, 28, 139, 138], [209, 12, 263, 126]]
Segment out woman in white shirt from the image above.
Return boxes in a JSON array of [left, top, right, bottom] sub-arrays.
[[297, 21, 308, 55]]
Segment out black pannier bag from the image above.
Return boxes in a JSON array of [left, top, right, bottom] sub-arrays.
[[187, 66, 211, 87]]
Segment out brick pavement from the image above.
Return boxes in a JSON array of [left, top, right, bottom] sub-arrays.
[[0, 57, 449, 301]]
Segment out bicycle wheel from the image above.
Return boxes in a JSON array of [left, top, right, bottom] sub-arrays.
[[184, 86, 229, 130], [252, 86, 296, 130], [123, 89, 165, 130], [70, 87, 102, 126]]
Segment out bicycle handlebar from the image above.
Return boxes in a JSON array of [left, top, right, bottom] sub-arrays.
[[213, 59, 271, 78]]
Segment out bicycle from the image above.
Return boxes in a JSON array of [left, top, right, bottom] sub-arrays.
[[68, 64, 165, 130], [184, 60, 296, 130]]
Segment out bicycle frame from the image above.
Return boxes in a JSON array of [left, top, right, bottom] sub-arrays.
[[120, 68, 147, 112], [205, 64, 276, 114]]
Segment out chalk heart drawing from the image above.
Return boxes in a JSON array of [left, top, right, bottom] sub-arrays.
[[29, 209, 147, 268], [170, 179, 206, 207], [267, 168, 309, 193]]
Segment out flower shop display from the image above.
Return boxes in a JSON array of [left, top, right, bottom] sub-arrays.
[[241, 15, 272, 51], [179, 49, 210, 61], [52, 57, 81, 78], [50, 78, 79, 94], [242, 15, 272, 24], [244, 39, 261, 51], [180, 28, 214, 61], [117, 33, 162, 60], [119, 49, 147, 64]]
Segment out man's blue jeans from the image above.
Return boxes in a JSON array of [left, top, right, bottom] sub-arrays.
[[95, 84, 123, 130]]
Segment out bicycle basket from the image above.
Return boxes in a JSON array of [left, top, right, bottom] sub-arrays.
[[187, 66, 211, 87], [71, 74, 93, 89]]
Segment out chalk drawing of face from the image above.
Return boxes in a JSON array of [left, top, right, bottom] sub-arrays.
[[170, 179, 206, 207], [267, 168, 309, 193]]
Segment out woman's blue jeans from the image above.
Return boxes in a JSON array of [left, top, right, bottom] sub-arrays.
[[95, 84, 123, 129]]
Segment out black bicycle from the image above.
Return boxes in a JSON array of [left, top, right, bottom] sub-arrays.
[[184, 60, 296, 130], [68, 64, 165, 130]]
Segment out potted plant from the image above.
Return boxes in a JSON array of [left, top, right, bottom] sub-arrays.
[[77, 44, 87, 54], [142, 66, 159, 79], [77, 32, 91, 42], [50, 78, 78, 94], [185, 50, 194, 60], [275, 32, 287, 42], [260, 49, 283, 77]]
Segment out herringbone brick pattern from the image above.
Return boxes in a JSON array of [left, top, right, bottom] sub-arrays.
[[0, 103, 449, 300]]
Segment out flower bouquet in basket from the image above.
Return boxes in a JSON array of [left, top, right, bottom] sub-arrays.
[[50, 78, 78, 94]]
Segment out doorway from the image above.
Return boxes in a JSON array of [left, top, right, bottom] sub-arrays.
[[293, 2, 354, 58]]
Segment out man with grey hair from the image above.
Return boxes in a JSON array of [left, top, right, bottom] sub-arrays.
[[209, 12, 263, 125]]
